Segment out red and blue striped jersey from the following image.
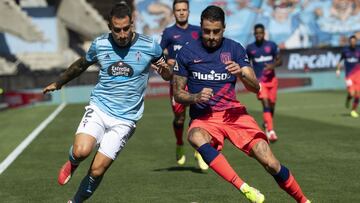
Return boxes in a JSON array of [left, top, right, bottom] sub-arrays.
[[246, 40, 279, 82], [174, 37, 250, 119], [160, 24, 200, 60], [340, 46, 360, 77]]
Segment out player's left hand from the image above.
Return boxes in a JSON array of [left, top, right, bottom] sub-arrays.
[[151, 58, 172, 81], [42, 82, 60, 94], [151, 58, 169, 73], [225, 61, 242, 76]]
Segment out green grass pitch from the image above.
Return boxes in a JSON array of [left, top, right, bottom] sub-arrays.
[[0, 90, 359, 202]]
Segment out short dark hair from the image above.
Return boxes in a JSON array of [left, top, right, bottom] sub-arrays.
[[254, 23, 265, 31], [350, 35, 357, 40], [200, 5, 225, 26], [173, 0, 189, 10], [108, 2, 132, 22]]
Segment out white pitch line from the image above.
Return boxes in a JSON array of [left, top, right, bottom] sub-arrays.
[[0, 103, 67, 175]]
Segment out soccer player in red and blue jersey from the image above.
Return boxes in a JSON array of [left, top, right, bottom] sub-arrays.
[[160, 0, 208, 169], [336, 35, 360, 118], [246, 24, 282, 142], [173, 5, 310, 203]]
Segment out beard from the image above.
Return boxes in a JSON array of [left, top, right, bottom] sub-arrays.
[[176, 18, 188, 26], [203, 38, 222, 51]]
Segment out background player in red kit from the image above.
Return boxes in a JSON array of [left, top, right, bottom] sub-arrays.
[[173, 5, 310, 203], [246, 24, 282, 142], [160, 0, 208, 170], [336, 35, 360, 118]]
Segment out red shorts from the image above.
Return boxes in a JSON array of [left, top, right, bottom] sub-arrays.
[[257, 77, 278, 103], [169, 83, 186, 114], [346, 75, 360, 92], [188, 107, 268, 155]]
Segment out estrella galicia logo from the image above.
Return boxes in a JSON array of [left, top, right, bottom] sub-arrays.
[[107, 61, 134, 77]]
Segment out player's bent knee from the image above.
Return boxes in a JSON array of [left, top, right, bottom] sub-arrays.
[[90, 165, 108, 177], [264, 159, 281, 174], [89, 169, 105, 178], [188, 127, 202, 140], [187, 127, 211, 147], [73, 144, 93, 159]]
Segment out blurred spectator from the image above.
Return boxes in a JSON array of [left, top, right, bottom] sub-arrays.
[[211, 0, 232, 16], [329, 0, 353, 21], [136, 0, 172, 40], [312, 0, 360, 46], [257, 0, 310, 49], [225, 0, 262, 44]]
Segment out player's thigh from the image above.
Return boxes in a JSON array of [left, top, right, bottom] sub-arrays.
[[269, 82, 278, 104], [73, 133, 97, 156], [188, 120, 222, 149], [346, 78, 355, 95], [353, 80, 360, 96], [98, 122, 136, 160], [74, 105, 106, 156], [224, 112, 267, 155], [187, 127, 212, 148], [257, 84, 270, 100]]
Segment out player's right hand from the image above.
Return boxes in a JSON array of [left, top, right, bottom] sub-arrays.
[[42, 82, 60, 94], [336, 69, 341, 78], [195, 88, 213, 103]]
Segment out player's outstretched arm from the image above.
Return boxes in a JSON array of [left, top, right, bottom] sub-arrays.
[[42, 57, 95, 94], [238, 66, 260, 94], [151, 54, 172, 81], [336, 62, 343, 78], [173, 75, 213, 105], [151, 58, 172, 81], [336, 55, 345, 78]]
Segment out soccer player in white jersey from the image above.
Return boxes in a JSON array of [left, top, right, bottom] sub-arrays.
[[43, 3, 171, 203]]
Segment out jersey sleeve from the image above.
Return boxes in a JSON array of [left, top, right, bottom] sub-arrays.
[[235, 43, 251, 68], [159, 29, 170, 50], [150, 39, 166, 63], [272, 42, 280, 57], [340, 49, 346, 61], [85, 39, 98, 63], [245, 45, 252, 60], [173, 49, 189, 77], [153, 39, 163, 58]]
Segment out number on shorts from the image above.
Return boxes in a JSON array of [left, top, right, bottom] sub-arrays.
[[85, 108, 94, 118]]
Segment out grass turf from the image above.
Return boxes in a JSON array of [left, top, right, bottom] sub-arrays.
[[0, 90, 359, 202]]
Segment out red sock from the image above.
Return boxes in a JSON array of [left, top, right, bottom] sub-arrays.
[[263, 112, 273, 130], [209, 154, 244, 189], [278, 173, 307, 203], [173, 122, 184, 145]]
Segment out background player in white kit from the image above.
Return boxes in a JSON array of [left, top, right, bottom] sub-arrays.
[[43, 3, 171, 203]]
